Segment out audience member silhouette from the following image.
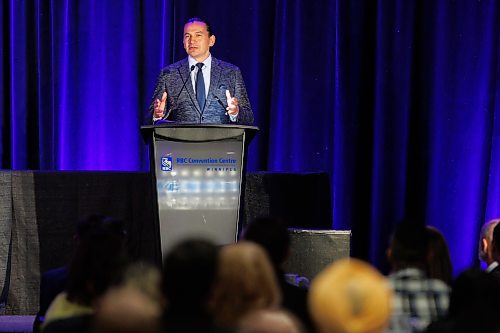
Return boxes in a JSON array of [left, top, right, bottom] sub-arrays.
[[478, 219, 500, 271], [425, 226, 453, 285], [161, 238, 232, 333], [91, 284, 161, 333], [239, 309, 305, 333], [90, 262, 162, 333], [309, 258, 392, 333], [212, 241, 281, 329], [34, 215, 125, 332], [242, 217, 313, 332], [34, 267, 68, 332], [42, 215, 128, 333], [386, 221, 450, 333], [425, 268, 500, 333]]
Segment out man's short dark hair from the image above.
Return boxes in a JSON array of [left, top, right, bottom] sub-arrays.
[[76, 214, 126, 239], [162, 239, 218, 309], [390, 221, 429, 269], [242, 217, 290, 267], [185, 17, 213, 36], [492, 223, 500, 256]]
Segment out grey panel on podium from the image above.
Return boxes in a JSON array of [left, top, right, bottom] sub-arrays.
[[283, 229, 351, 282], [141, 124, 258, 257]]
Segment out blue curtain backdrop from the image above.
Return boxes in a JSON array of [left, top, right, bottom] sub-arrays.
[[1, 0, 500, 275]]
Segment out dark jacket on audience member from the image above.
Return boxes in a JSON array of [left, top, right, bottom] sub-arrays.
[[33, 266, 68, 333]]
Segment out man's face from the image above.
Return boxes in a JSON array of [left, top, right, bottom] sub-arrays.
[[183, 21, 215, 62]]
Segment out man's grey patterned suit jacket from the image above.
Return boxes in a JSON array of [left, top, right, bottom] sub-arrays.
[[148, 57, 254, 125]]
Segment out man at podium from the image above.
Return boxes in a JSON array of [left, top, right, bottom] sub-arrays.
[[148, 17, 254, 125]]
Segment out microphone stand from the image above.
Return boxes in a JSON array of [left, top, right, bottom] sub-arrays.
[[162, 65, 195, 121]]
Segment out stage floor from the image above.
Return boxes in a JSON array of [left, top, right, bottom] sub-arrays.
[[0, 316, 35, 332]]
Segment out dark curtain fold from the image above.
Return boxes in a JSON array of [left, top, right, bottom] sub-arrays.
[[1, 0, 500, 274]]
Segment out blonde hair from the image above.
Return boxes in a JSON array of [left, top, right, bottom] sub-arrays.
[[122, 262, 163, 307], [309, 258, 392, 333], [213, 241, 281, 327]]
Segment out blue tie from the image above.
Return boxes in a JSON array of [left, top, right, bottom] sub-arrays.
[[195, 63, 205, 110]]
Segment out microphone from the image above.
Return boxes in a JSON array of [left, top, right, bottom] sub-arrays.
[[214, 94, 229, 116], [214, 84, 228, 108], [163, 65, 195, 120], [214, 95, 227, 108]]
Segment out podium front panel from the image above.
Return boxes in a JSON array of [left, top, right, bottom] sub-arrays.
[[153, 132, 245, 255]]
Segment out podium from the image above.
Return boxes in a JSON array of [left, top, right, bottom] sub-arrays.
[[141, 124, 258, 257]]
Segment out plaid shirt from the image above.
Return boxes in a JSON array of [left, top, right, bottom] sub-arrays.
[[388, 268, 450, 333]]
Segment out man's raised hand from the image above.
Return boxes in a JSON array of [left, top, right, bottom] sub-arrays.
[[154, 92, 167, 118], [225, 90, 239, 116]]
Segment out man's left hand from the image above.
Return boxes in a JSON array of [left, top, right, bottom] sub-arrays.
[[225, 90, 239, 116]]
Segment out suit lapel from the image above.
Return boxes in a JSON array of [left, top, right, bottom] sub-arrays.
[[178, 59, 201, 114], [205, 57, 222, 112]]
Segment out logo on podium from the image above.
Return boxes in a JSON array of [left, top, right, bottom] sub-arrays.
[[161, 156, 172, 171]]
